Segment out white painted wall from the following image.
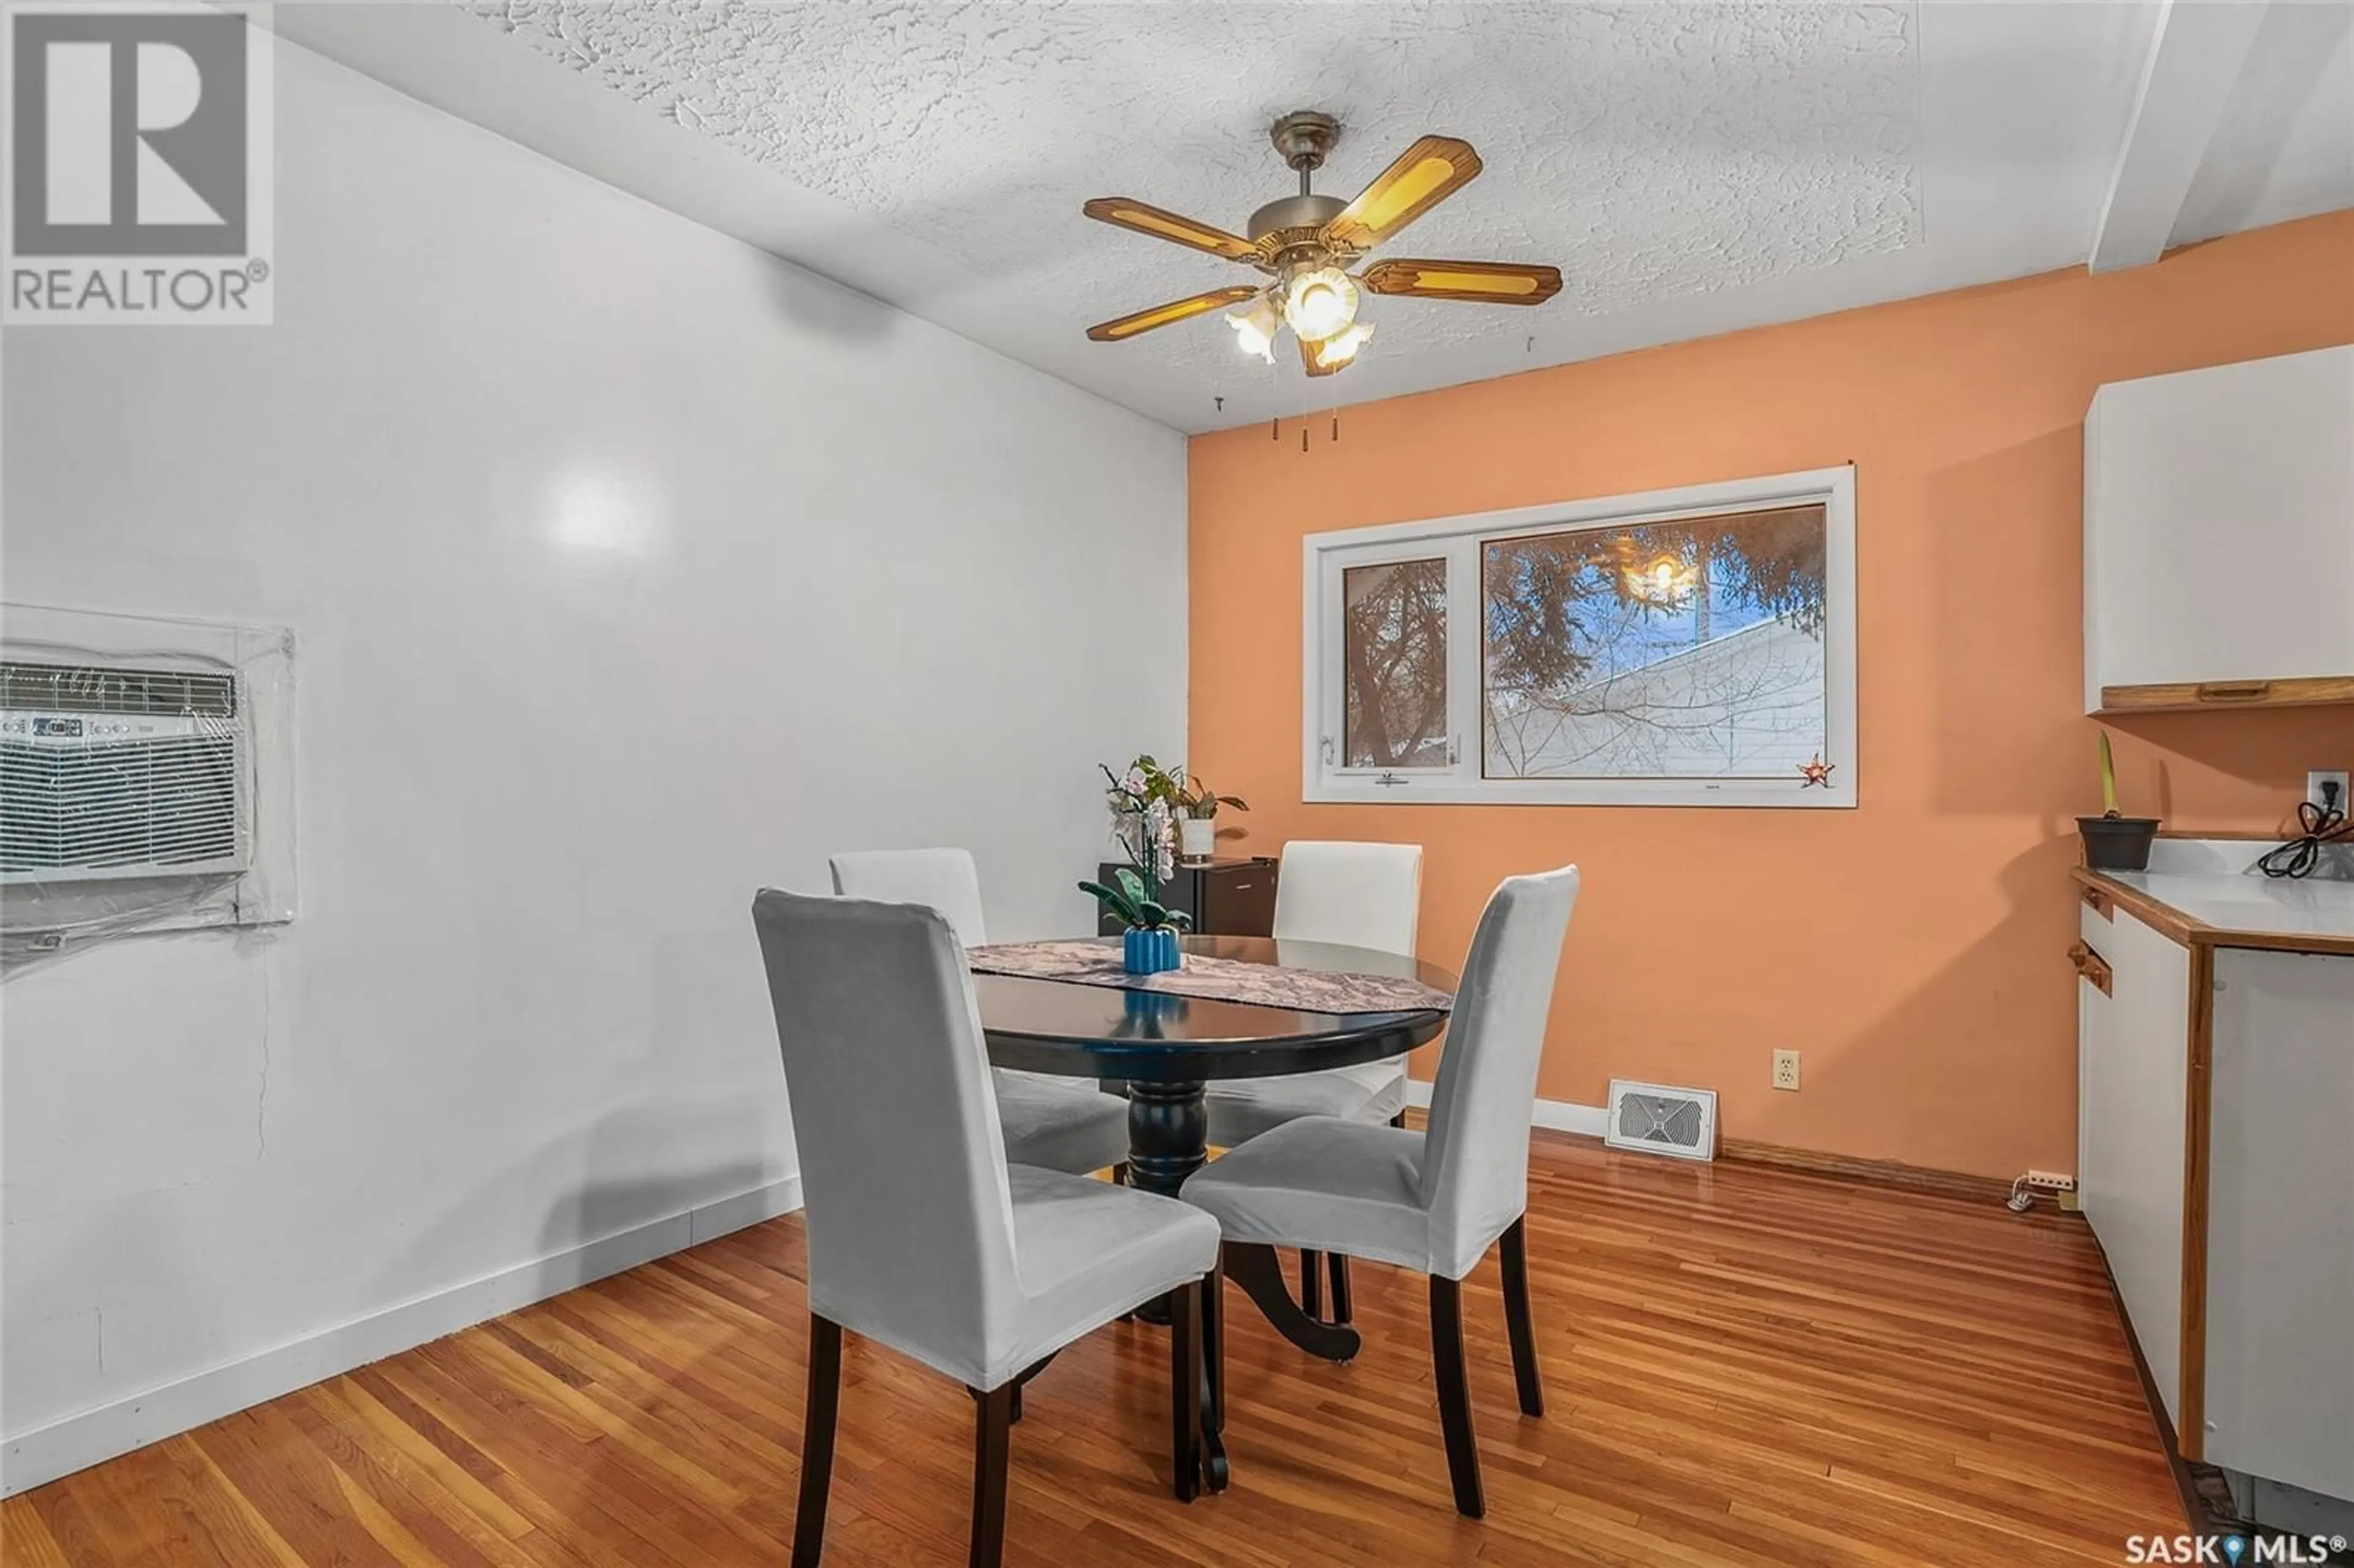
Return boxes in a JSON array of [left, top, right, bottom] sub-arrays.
[[0, 36, 1184, 1491]]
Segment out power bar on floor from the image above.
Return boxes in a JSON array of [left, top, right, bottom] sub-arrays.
[[2024, 1170, 2076, 1192]]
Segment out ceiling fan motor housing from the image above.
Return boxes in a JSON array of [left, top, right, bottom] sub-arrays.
[[1247, 192, 1349, 270], [1255, 113, 1351, 271]]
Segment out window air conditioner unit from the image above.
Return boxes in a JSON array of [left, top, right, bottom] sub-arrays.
[[0, 662, 246, 885]]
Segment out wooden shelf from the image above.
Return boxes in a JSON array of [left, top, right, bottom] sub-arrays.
[[2097, 674, 2354, 714]]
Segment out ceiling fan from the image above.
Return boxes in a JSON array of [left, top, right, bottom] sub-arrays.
[[1083, 111, 1563, 378]]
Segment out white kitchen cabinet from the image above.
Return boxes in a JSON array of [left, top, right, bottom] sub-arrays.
[[2076, 850, 2354, 1517], [2204, 948, 2354, 1503], [2075, 897, 2192, 1426], [2084, 344, 2354, 714]]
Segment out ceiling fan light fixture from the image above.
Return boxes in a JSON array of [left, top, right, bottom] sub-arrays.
[[1225, 292, 1279, 362], [1080, 115, 1558, 362], [1282, 265, 1359, 343], [1311, 319, 1375, 370]]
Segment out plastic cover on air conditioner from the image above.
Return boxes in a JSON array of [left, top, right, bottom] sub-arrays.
[[1, 603, 294, 971]]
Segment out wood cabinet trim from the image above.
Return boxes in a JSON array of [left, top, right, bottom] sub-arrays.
[[2069, 940, 2114, 995], [2193, 927, 2354, 959], [2068, 869, 2354, 959], [2154, 829, 2303, 842], [2097, 675, 2354, 714], [2071, 870, 2200, 946]]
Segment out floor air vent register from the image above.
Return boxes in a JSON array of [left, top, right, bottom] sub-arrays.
[[1604, 1079, 1718, 1162]]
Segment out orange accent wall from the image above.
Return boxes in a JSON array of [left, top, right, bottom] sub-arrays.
[[1186, 210, 2354, 1180]]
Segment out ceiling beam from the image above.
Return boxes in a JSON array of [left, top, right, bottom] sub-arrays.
[[2090, 0, 2271, 272]]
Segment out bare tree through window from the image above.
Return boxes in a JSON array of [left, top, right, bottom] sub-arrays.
[[1482, 506, 1828, 779], [1343, 558, 1449, 768]]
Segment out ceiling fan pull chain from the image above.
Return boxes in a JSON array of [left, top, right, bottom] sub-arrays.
[[1270, 415, 1279, 443]]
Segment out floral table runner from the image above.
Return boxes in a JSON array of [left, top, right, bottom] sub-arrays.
[[967, 940, 1453, 1016]]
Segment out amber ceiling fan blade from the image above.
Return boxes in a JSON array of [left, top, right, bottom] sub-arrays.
[[1083, 197, 1261, 262], [1086, 285, 1262, 343], [1322, 136, 1482, 251], [1360, 258, 1563, 305]]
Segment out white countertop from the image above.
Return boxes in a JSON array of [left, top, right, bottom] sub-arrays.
[[2089, 838, 2354, 950], [2095, 869, 2354, 946]]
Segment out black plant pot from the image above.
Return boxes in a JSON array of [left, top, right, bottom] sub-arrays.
[[2079, 815, 2162, 872]]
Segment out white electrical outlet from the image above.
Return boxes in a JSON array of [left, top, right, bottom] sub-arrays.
[[2308, 770, 2350, 819], [1771, 1049, 1800, 1091]]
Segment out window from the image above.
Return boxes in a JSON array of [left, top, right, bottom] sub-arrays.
[[1342, 558, 1449, 769], [1303, 467, 1855, 807]]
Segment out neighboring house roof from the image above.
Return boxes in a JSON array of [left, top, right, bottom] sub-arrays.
[[1485, 616, 1824, 779]]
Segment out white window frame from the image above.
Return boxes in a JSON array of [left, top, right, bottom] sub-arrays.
[[1301, 465, 1856, 809]]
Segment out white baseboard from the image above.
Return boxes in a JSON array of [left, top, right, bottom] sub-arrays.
[[1, 1173, 803, 1499], [1404, 1078, 1609, 1138]]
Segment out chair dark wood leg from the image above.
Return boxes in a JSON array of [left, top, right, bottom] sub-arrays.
[[1202, 1259, 1226, 1440], [1008, 1383, 1021, 1424], [1168, 1279, 1202, 1502], [1500, 1216, 1545, 1418], [1429, 1275, 1486, 1519], [1300, 1250, 1322, 1320], [792, 1315, 843, 1568], [1004, 1350, 1057, 1425], [1328, 1253, 1354, 1325], [968, 1385, 1015, 1568]]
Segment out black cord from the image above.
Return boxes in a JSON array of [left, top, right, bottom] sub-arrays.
[[2257, 791, 2352, 879]]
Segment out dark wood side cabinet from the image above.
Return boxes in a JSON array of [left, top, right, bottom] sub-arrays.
[[1094, 857, 1278, 937]]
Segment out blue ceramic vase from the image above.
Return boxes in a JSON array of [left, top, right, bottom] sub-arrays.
[[1122, 926, 1181, 975]]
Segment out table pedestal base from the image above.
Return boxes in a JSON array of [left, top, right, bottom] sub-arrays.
[[1116, 1081, 1363, 1365], [1124, 1079, 1208, 1199], [1122, 1081, 1205, 1328], [1114, 1081, 1227, 1490]]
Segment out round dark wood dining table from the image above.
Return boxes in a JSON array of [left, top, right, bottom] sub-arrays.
[[975, 932, 1456, 1201]]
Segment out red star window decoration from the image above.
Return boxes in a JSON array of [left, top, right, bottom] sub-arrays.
[[1798, 755, 1835, 788]]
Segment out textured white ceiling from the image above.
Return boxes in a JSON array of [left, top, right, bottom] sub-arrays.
[[467, 2, 1922, 334], [279, 2, 2348, 432], [459, 0, 1925, 413]]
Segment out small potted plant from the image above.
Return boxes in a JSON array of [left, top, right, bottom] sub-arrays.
[[1175, 772, 1248, 864], [1078, 866, 1192, 975], [2079, 730, 2162, 871]]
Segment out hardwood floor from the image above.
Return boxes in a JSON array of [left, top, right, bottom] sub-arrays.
[[4, 1133, 2184, 1566]]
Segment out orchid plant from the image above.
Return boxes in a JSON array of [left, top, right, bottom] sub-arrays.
[[1100, 756, 1181, 885]]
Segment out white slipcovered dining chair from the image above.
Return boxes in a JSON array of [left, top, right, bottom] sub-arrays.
[[829, 849, 1130, 1179], [1203, 840, 1422, 1323], [1181, 864, 1580, 1521], [752, 891, 1225, 1568]]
